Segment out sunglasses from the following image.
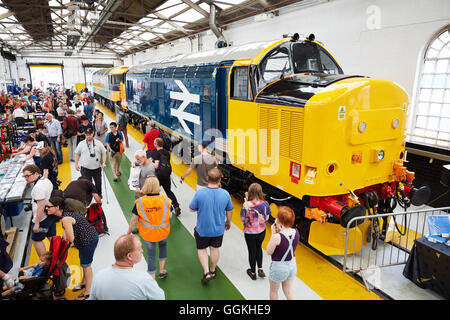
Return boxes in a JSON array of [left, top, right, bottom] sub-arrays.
[[45, 205, 55, 210]]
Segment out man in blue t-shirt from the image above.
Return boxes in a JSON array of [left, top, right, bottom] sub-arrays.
[[189, 167, 233, 285]]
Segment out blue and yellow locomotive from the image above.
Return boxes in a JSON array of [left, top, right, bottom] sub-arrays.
[[96, 34, 431, 255]]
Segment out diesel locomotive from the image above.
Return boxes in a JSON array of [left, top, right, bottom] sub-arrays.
[[93, 34, 430, 255], [92, 65, 128, 111]]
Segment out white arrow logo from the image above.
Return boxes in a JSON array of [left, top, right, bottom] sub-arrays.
[[170, 80, 200, 135]]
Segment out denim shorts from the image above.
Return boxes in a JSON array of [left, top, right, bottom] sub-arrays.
[[269, 259, 297, 283], [78, 234, 99, 268]]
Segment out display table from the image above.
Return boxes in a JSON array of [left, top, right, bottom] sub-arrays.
[[403, 236, 450, 299], [0, 154, 33, 226]]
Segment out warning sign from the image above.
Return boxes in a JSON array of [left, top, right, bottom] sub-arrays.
[[338, 106, 346, 120]]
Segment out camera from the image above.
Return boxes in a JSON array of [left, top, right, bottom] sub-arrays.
[[90, 154, 96, 158]]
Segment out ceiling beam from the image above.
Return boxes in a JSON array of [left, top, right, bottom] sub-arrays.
[[180, 0, 209, 17], [78, 0, 125, 51]]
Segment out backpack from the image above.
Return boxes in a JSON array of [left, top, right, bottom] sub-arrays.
[[63, 129, 73, 139], [159, 129, 172, 151], [155, 152, 172, 178], [86, 203, 109, 235], [118, 112, 129, 127]]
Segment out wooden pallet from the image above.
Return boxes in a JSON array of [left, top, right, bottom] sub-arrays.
[[5, 226, 18, 260]]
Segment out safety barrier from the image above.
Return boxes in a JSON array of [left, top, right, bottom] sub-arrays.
[[342, 206, 450, 291]]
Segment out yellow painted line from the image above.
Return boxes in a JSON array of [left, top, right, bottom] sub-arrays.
[[96, 102, 380, 300]]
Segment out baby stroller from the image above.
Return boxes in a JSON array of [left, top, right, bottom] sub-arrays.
[[11, 236, 71, 300]]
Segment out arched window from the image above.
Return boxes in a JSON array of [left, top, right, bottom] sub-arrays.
[[409, 26, 450, 148]]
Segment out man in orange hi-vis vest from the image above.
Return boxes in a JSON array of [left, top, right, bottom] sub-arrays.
[[128, 176, 172, 279]]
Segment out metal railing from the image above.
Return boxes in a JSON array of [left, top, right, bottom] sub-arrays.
[[342, 206, 450, 291]]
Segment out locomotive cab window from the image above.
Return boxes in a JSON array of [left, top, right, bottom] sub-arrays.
[[291, 42, 342, 75], [319, 48, 342, 75], [260, 47, 292, 85], [292, 42, 320, 73], [110, 74, 122, 91], [230, 66, 251, 101]]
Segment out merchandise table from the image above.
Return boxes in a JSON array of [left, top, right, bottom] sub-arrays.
[[403, 236, 450, 299]]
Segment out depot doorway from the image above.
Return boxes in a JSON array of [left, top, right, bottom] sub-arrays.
[[28, 64, 64, 91]]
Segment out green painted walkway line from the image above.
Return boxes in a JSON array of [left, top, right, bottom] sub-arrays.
[[103, 153, 244, 300]]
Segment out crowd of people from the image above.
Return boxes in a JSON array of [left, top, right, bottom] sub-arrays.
[[0, 85, 301, 301]]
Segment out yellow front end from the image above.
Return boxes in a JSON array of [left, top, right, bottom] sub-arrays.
[[300, 78, 409, 197], [228, 77, 409, 201]]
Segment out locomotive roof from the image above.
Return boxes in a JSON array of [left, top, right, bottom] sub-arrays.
[[127, 39, 280, 74]]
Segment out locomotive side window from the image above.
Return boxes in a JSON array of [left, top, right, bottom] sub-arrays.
[[126, 80, 133, 101], [231, 66, 250, 101]]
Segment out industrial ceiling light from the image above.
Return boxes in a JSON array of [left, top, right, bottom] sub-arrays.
[[67, 31, 81, 47]]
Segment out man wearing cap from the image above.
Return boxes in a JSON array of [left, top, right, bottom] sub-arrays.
[[77, 114, 94, 145], [75, 128, 107, 198], [180, 140, 218, 191], [44, 113, 63, 164]]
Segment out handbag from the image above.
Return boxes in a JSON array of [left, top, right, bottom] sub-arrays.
[[119, 141, 125, 154]]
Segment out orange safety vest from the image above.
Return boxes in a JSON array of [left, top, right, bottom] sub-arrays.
[[135, 194, 171, 242]]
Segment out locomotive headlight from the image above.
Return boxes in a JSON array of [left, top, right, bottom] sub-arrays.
[[371, 148, 385, 162], [392, 118, 400, 129], [358, 121, 367, 133]]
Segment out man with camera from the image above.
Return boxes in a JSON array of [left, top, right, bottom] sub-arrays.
[[74, 128, 107, 199]]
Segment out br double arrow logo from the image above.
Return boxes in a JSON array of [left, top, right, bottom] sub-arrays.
[[170, 80, 201, 135]]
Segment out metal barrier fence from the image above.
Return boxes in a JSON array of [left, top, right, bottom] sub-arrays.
[[342, 206, 450, 291]]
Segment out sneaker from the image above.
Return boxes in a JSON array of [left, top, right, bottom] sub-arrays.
[[2, 274, 15, 289], [246, 269, 256, 280], [159, 271, 168, 279], [257, 269, 266, 278], [174, 206, 181, 217], [131, 227, 139, 234]]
